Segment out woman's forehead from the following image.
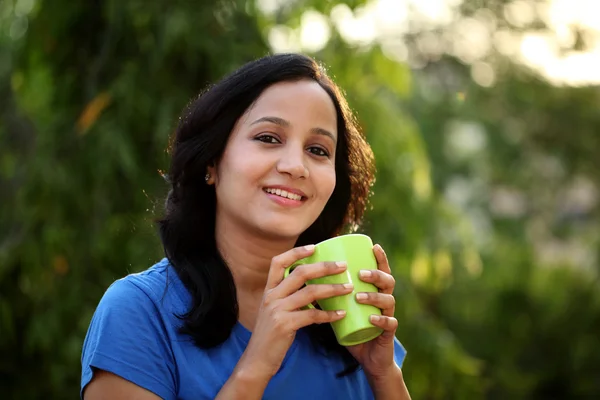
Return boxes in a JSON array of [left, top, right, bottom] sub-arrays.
[[240, 80, 338, 130]]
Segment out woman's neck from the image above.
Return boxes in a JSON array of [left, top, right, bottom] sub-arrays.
[[215, 216, 298, 330]]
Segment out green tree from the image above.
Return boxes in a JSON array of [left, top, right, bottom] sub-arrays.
[[1, 1, 267, 398]]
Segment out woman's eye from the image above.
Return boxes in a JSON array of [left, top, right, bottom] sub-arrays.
[[255, 134, 280, 144], [308, 147, 330, 157]]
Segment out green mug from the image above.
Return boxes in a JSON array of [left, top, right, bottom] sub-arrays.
[[285, 234, 383, 346]]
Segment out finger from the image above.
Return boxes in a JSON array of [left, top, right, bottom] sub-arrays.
[[290, 308, 347, 330], [359, 269, 395, 294], [283, 282, 354, 311], [265, 245, 315, 290], [373, 244, 391, 275], [356, 292, 395, 316], [369, 315, 398, 339], [274, 261, 347, 298]]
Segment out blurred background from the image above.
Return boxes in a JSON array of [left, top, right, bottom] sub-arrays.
[[1, 0, 599, 398]]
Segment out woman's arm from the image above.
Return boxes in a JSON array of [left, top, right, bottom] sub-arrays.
[[367, 365, 411, 400], [84, 370, 163, 400], [346, 244, 411, 400], [215, 246, 355, 399], [214, 356, 272, 399]]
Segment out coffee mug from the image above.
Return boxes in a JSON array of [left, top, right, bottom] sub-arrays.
[[285, 234, 384, 346]]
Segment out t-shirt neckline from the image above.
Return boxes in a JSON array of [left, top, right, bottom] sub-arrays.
[[232, 321, 252, 343]]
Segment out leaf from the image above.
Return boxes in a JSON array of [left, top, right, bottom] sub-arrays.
[[76, 92, 112, 135]]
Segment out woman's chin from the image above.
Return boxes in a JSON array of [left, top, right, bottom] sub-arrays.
[[255, 223, 309, 242]]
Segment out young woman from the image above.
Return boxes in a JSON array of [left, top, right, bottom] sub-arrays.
[[81, 53, 411, 399]]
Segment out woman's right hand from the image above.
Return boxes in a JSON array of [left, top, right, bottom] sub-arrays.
[[237, 244, 353, 379]]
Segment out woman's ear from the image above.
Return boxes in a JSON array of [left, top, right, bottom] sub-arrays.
[[205, 163, 217, 185]]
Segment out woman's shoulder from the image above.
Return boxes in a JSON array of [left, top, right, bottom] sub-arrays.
[[114, 258, 169, 292], [97, 258, 189, 315], [81, 258, 181, 399]]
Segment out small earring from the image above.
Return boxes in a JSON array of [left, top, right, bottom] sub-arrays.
[[205, 172, 211, 183]]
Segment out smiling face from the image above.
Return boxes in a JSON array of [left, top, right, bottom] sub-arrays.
[[208, 79, 338, 241]]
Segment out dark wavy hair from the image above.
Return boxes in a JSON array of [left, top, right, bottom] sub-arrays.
[[158, 53, 375, 376]]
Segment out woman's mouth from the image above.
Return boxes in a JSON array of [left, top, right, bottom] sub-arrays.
[[263, 187, 304, 201]]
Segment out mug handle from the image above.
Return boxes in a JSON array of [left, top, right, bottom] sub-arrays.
[[284, 262, 315, 310]]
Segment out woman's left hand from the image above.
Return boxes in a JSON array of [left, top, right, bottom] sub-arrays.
[[346, 244, 399, 380]]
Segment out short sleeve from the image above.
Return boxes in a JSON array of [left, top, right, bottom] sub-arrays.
[[81, 278, 177, 399], [394, 337, 407, 368]]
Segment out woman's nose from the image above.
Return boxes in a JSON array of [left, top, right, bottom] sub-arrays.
[[276, 147, 309, 179]]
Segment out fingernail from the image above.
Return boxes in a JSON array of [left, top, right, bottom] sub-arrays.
[[336, 310, 346, 316], [370, 315, 381, 323], [304, 245, 315, 251], [356, 293, 368, 300], [359, 270, 372, 278], [336, 261, 347, 268], [375, 244, 384, 252], [343, 283, 354, 289]]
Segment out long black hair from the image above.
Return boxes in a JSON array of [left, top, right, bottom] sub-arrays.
[[158, 53, 375, 376]]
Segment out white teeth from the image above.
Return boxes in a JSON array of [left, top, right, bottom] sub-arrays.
[[265, 188, 302, 201]]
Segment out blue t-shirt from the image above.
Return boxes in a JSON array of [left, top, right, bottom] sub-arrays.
[[81, 258, 406, 399]]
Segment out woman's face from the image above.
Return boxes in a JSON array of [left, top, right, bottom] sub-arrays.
[[209, 79, 338, 241]]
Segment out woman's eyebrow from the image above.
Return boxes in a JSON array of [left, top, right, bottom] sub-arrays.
[[250, 116, 337, 143], [250, 116, 289, 128]]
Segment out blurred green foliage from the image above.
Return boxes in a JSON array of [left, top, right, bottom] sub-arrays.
[[1, 0, 599, 399]]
